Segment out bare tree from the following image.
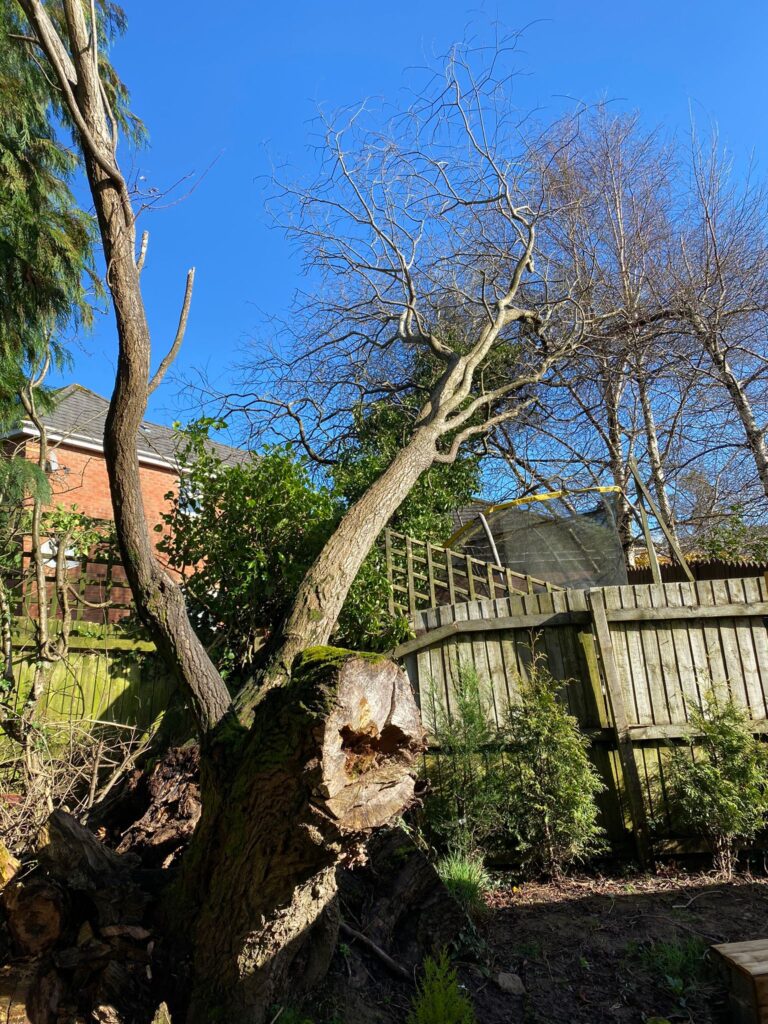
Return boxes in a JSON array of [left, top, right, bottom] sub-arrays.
[[676, 133, 768, 504], [226, 50, 593, 695], [491, 109, 768, 559], [11, 12, 586, 1021]]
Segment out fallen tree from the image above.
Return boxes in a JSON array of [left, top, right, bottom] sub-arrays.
[[11, 8, 587, 1021]]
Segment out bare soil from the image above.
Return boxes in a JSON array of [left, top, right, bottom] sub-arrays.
[[317, 866, 768, 1024], [479, 868, 768, 1023]]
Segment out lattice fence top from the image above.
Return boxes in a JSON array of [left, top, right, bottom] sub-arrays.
[[383, 527, 562, 618]]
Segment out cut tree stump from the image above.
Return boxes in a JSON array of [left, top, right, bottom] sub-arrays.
[[179, 647, 426, 1024], [712, 938, 768, 1024]]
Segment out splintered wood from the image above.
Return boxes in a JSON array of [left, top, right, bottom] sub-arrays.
[[713, 938, 768, 1024]]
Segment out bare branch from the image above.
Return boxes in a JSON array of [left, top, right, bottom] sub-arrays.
[[148, 268, 195, 395]]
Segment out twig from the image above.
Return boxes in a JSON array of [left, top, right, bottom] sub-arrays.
[[339, 921, 412, 981], [673, 890, 726, 909]]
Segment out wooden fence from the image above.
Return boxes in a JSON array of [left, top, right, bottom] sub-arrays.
[[2, 620, 177, 750], [394, 575, 768, 858], [384, 527, 562, 618]]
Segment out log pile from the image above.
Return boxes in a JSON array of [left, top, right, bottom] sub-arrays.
[[1, 812, 157, 1023]]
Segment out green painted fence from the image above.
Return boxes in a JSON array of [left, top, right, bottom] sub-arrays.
[[5, 619, 178, 737]]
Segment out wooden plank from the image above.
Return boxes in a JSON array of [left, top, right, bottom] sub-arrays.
[[632, 585, 663, 726], [421, 606, 445, 727], [713, 578, 747, 706], [491, 597, 516, 716], [744, 576, 768, 718], [384, 529, 395, 615], [425, 544, 437, 608], [665, 583, 699, 723], [465, 554, 477, 601], [679, 580, 709, 711], [391, 610, 590, 658], [696, 580, 729, 695], [650, 582, 683, 724], [570, 589, 609, 729], [630, 720, 768, 740], [726, 577, 764, 718], [467, 600, 499, 725], [606, 601, 768, 622], [446, 550, 457, 606], [589, 588, 651, 864], [405, 536, 416, 616], [448, 600, 473, 716], [608, 585, 651, 728]]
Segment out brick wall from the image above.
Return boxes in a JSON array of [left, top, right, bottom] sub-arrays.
[[14, 439, 182, 622], [23, 438, 178, 538]]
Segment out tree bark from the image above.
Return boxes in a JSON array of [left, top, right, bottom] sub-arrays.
[[175, 649, 424, 1024], [26, 0, 232, 736], [703, 333, 768, 501]]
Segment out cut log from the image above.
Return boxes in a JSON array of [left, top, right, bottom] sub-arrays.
[[177, 648, 425, 1024], [35, 810, 148, 929], [2, 878, 65, 955]]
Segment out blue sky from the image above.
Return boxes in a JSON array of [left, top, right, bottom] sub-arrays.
[[61, 1, 768, 427]]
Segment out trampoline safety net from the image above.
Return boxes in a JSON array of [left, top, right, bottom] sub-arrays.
[[451, 493, 628, 591]]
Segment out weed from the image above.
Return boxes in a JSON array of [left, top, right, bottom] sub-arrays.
[[631, 937, 708, 1009], [436, 848, 491, 916]]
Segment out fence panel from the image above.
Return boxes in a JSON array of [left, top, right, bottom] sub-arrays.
[[396, 575, 768, 852], [384, 528, 562, 619], [1, 621, 177, 761]]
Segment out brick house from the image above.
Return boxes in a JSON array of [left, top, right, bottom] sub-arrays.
[[5, 383, 242, 621]]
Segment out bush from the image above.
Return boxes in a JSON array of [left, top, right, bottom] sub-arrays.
[[424, 664, 505, 854], [424, 660, 605, 877], [500, 665, 605, 876], [436, 849, 491, 917], [665, 693, 768, 876], [408, 950, 477, 1024]]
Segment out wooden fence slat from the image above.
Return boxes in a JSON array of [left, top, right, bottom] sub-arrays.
[[728, 577, 765, 717], [744, 576, 768, 717], [589, 589, 651, 864]]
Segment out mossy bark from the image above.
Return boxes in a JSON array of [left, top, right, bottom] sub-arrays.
[[170, 648, 424, 1024]]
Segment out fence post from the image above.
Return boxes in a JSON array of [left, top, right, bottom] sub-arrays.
[[405, 536, 416, 616], [384, 529, 395, 615], [589, 588, 651, 866]]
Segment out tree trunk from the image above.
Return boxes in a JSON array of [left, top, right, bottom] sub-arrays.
[[237, 428, 438, 713], [636, 371, 679, 554], [603, 372, 634, 554], [15, 14, 430, 1023], [704, 334, 768, 501], [175, 648, 424, 1024]]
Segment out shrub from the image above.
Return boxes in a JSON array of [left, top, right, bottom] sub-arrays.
[[500, 665, 605, 876], [436, 849, 491, 917], [424, 664, 505, 854], [408, 950, 477, 1024], [665, 692, 768, 877]]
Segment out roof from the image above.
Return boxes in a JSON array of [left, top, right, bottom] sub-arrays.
[[11, 384, 247, 469]]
